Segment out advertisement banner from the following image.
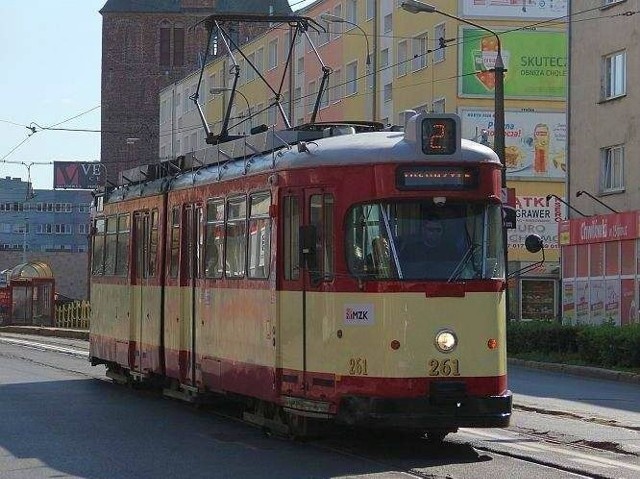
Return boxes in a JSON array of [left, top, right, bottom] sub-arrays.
[[590, 279, 605, 324], [53, 161, 105, 190], [562, 281, 574, 324], [576, 280, 589, 324], [459, 109, 566, 179], [459, 28, 567, 99], [460, 0, 568, 19], [621, 279, 636, 326], [508, 195, 561, 252], [605, 279, 620, 325]]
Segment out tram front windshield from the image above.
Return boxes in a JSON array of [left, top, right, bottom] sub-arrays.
[[345, 202, 505, 281]]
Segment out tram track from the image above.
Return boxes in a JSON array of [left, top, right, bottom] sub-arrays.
[[2, 336, 636, 478]]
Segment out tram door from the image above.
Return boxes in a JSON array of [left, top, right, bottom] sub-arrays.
[[281, 189, 334, 398], [132, 210, 161, 374], [179, 205, 202, 386]]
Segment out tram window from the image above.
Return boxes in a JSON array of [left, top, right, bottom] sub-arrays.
[[225, 196, 247, 278], [91, 218, 106, 276], [115, 214, 130, 276], [169, 207, 181, 278], [284, 196, 300, 280], [104, 216, 117, 276], [248, 192, 271, 279], [205, 199, 224, 279], [310, 194, 334, 280], [149, 210, 159, 277]]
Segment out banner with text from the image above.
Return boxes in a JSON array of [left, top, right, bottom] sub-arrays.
[[53, 161, 105, 190], [460, 0, 568, 19], [459, 28, 567, 99], [459, 109, 566, 179]]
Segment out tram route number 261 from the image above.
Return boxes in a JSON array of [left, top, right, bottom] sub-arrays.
[[428, 358, 461, 377], [348, 357, 368, 376]]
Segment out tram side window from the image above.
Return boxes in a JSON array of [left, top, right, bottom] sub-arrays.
[[149, 210, 159, 277], [486, 204, 505, 278], [248, 192, 271, 279], [310, 194, 334, 280], [283, 196, 300, 280], [115, 214, 130, 276], [169, 207, 181, 278], [104, 216, 118, 275], [205, 199, 225, 278], [92, 218, 106, 276], [226, 196, 247, 278]]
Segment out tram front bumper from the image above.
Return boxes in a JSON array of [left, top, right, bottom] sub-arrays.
[[335, 390, 512, 430]]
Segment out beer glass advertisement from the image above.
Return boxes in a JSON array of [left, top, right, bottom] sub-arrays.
[[459, 109, 566, 179], [459, 28, 567, 99], [590, 279, 605, 324], [575, 281, 589, 323], [460, 0, 568, 19], [605, 279, 620, 326], [621, 279, 636, 325]]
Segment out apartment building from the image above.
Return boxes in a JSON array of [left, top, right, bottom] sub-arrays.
[[560, 0, 640, 325]]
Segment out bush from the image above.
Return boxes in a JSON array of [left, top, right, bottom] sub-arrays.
[[507, 321, 640, 370]]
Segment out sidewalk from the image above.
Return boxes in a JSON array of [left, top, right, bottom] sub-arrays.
[[2, 326, 640, 385]]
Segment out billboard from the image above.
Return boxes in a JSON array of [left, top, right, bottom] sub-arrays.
[[460, 0, 568, 19], [459, 109, 566, 179], [459, 28, 567, 99], [53, 161, 105, 190], [508, 195, 562, 256]]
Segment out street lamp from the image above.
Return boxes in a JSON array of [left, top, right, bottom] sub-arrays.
[[401, 0, 505, 178], [210, 87, 253, 133], [320, 13, 371, 68]]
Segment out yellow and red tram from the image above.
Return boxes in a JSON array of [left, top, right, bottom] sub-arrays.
[[89, 113, 511, 440]]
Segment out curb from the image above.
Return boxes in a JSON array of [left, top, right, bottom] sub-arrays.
[[508, 358, 640, 385], [0, 326, 89, 341]]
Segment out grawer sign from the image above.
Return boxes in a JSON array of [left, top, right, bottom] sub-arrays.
[[53, 161, 105, 190], [459, 28, 567, 99]]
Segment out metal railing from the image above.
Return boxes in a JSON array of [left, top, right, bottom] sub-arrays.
[[54, 301, 91, 330]]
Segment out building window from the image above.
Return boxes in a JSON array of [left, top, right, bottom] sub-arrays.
[[412, 33, 428, 71], [346, 61, 358, 96], [160, 21, 171, 66], [384, 82, 393, 102], [433, 23, 446, 63], [331, 5, 343, 39], [366, 0, 375, 20], [397, 40, 408, 77], [174, 24, 185, 67], [384, 14, 393, 33], [432, 97, 446, 113], [346, 0, 357, 25], [331, 68, 343, 103], [603, 51, 626, 99], [601, 144, 624, 192], [268, 39, 278, 70], [380, 48, 389, 68]]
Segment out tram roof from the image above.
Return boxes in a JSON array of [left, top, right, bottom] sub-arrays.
[[106, 121, 500, 201]]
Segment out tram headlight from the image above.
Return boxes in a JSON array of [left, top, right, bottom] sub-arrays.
[[434, 329, 457, 353]]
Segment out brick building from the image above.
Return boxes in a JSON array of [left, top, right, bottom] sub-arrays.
[[99, 0, 292, 184]]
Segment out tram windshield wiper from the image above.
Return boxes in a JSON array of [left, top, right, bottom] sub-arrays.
[[447, 243, 480, 283]]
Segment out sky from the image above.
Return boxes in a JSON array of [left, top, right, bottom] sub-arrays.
[[0, 0, 315, 191]]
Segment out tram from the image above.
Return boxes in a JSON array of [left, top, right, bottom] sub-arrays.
[[88, 111, 528, 441]]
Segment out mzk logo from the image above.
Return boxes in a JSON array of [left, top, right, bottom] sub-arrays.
[[344, 304, 375, 325]]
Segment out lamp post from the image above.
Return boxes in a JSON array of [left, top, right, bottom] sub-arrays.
[[210, 87, 253, 134], [401, 1, 505, 173], [402, 0, 510, 314], [321, 13, 373, 121]]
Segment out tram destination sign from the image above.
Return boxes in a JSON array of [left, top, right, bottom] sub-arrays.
[[396, 166, 478, 190]]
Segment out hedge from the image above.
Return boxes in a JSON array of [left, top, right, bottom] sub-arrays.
[[507, 321, 640, 369]]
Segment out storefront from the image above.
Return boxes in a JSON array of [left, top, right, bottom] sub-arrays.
[[559, 211, 638, 326]]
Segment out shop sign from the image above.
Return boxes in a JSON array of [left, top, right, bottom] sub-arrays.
[[459, 109, 566, 180], [460, 0, 568, 19], [559, 211, 638, 246], [508, 195, 561, 251], [459, 28, 567, 99]]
